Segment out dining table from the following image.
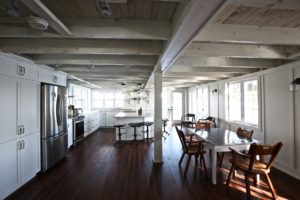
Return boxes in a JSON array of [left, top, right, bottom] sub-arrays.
[[186, 127, 259, 185]]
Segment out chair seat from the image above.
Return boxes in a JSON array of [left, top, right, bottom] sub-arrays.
[[231, 158, 269, 174]]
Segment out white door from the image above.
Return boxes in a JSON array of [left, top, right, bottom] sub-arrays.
[[171, 91, 185, 124], [0, 139, 19, 199], [20, 133, 40, 185], [19, 80, 40, 136], [0, 75, 18, 142]]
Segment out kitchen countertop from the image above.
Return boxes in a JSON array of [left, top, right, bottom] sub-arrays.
[[114, 112, 145, 118]]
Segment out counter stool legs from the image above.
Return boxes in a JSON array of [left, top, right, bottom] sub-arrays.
[[142, 122, 153, 143], [113, 124, 126, 147], [128, 123, 142, 145]]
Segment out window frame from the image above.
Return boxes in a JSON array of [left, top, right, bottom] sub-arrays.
[[226, 77, 260, 128], [91, 90, 125, 109]]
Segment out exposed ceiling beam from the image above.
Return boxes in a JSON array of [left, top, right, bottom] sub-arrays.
[[66, 72, 151, 77], [163, 77, 222, 81], [173, 56, 287, 68], [55, 65, 154, 73], [30, 54, 157, 65], [154, 0, 226, 72], [195, 23, 300, 45], [0, 18, 171, 40], [169, 66, 258, 73], [0, 39, 162, 55], [183, 42, 299, 59], [164, 72, 234, 78], [20, 0, 72, 35], [230, 0, 300, 10], [70, 77, 147, 81]]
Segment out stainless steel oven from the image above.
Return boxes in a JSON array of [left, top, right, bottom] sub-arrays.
[[73, 115, 85, 146]]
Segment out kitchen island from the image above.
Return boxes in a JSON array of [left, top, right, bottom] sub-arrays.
[[114, 112, 146, 141]]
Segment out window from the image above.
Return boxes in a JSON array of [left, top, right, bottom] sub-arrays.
[[227, 79, 258, 126], [73, 86, 89, 111], [197, 87, 209, 119], [92, 91, 124, 108]]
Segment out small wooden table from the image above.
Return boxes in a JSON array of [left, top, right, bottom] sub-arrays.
[[189, 128, 258, 184]]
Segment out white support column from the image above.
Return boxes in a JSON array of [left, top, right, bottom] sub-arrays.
[[153, 71, 163, 163]]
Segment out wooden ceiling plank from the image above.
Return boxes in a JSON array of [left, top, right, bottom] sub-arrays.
[[173, 56, 286, 68], [31, 54, 157, 66], [183, 42, 299, 59], [0, 39, 162, 55], [0, 18, 171, 40], [20, 0, 72, 35], [195, 23, 300, 45]]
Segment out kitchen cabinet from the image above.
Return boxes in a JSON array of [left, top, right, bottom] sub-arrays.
[[84, 112, 100, 136], [0, 139, 19, 200], [0, 54, 41, 199], [0, 132, 40, 199], [105, 111, 118, 127], [0, 75, 18, 142], [67, 119, 73, 148], [19, 132, 40, 185], [39, 68, 66, 86], [19, 79, 40, 136], [0, 54, 38, 81]]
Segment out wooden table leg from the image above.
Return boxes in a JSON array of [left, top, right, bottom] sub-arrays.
[[212, 149, 217, 184]]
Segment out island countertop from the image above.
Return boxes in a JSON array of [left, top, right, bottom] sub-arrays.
[[114, 112, 145, 118]]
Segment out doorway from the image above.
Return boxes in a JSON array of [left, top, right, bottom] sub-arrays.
[[162, 90, 185, 124]]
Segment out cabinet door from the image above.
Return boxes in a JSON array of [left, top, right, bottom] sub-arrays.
[[0, 55, 18, 77], [0, 139, 19, 199], [17, 63, 38, 81], [105, 112, 116, 126], [0, 75, 18, 142], [67, 119, 73, 148], [99, 112, 106, 126], [19, 80, 40, 136], [20, 133, 40, 185]]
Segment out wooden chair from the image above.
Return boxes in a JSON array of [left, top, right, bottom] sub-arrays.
[[237, 127, 254, 140], [181, 113, 196, 128], [218, 127, 254, 167], [175, 126, 208, 178], [226, 142, 283, 200], [195, 121, 211, 129], [205, 116, 217, 128]]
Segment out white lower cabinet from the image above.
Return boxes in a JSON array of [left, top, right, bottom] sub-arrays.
[[0, 139, 19, 200], [0, 132, 40, 199], [20, 133, 40, 185]]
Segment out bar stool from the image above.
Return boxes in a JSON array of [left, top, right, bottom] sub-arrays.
[[162, 119, 169, 140], [113, 124, 126, 146], [142, 122, 153, 143], [128, 122, 143, 144]]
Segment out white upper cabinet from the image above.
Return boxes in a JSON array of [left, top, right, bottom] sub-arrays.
[[19, 79, 40, 136], [17, 62, 38, 81], [39, 68, 67, 86], [0, 55, 18, 77], [0, 54, 38, 81], [0, 75, 18, 143]]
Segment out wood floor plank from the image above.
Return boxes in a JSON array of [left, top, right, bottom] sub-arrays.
[[5, 127, 300, 200]]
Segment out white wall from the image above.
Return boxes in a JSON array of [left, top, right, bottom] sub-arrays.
[[187, 62, 300, 179]]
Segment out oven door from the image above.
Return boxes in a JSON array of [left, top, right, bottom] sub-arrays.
[[74, 120, 84, 141]]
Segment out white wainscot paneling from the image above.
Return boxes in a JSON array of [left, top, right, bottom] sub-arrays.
[[264, 69, 293, 169], [294, 67, 300, 171]]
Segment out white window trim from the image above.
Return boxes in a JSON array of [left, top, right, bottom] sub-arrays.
[[226, 77, 260, 129]]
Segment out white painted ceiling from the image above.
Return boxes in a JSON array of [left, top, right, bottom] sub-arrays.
[[0, 0, 299, 90]]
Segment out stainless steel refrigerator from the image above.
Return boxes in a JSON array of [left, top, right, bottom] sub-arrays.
[[41, 83, 68, 172]]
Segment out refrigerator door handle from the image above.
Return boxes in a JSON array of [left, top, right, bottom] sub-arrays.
[[56, 94, 62, 126]]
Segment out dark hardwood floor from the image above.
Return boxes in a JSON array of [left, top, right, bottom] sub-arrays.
[[6, 127, 299, 200]]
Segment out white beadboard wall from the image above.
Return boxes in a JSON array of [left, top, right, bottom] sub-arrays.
[[188, 62, 300, 180]]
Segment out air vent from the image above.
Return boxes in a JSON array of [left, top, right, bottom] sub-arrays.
[[27, 16, 48, 31]]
